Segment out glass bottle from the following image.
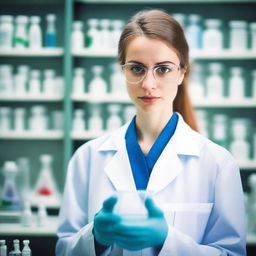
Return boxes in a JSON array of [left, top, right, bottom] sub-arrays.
[[203, 19, 223, 50], [88, 104, 103, 132], [106, 104, 122, 131], [0, 15, 14, 50], [14, 65, 29, 95], [229, 67, 245, 100], [71, 21, 84, 50], [185, 14, 202, 50], [0, 64, 13, 96], [0, 161, 22, 211], [14, 16, 29, 49], [29, 16, 42, 49], [29, 105, 48, 131], [206, 63, 224, 99], [21, 240, 31, 256], [0, 240, 7, 256], [99, 19, 111, 50], [72, 67, 85, 96], [0, 107, 11, 132], [86, 19, 100, 50], [88, 65, 108, 96], [229, 20, 248, 50], [43, 69, 55, 95], [28, 70, 41, 95], [21, 201, 33, 227], [45, 14, 57, 47], [14, 108, 26, 132], [34, 154, 58, 197], [9, 239, 21, 256], [72, 109, 85, 132]]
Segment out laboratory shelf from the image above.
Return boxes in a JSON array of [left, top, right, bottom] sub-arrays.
[[72, 93, 131, 103], [76, 0, 256, 3], [239, 161, 256, 170], [0, 95, 64, 102], [192, 99, 256, 108], [72, 48, 117, 57], [71, 130, 105, 140], [0, 216, 58, 236], [0, 48, 64, 57], [0, 131, 64, 140]]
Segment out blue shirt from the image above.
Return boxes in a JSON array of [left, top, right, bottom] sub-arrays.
[[125, 112, 178, 189]]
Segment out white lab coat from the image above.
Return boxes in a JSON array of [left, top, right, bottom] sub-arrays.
[[56, 114, 246, 256]]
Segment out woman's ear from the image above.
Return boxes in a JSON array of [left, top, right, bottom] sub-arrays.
[[178, 68, 186, 85]]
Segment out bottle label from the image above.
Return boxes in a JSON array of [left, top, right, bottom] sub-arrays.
[[46, 33, 56, 47], [14, 37, 29, 48]]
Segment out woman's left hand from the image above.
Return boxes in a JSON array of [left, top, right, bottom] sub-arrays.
[[113, 197, 168, 251]]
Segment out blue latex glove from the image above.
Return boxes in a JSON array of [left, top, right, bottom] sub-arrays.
[[93, 196, 121, 246], [113, 197, 168, 251]]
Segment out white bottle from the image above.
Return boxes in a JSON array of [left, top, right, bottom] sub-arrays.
[[37, 202, 48, 227], [45, 14, 57, 47], [0, 15, 14, 50], [29, 16, 42, 49], [88, 65, 108, 96], [229, 67, 245, 99], [212, 114, 228, 148], [250, 22, 256, 50], [252, 70, 256, 99], [72, 109, 85, 132], [43, 69, 55, 95], [14, 16, 29, 49], [185, 14, 202, 50], [110, 63, 126, 96], [28, 70, 41, 95], [99, 19, 111, 50], [88, 104, 103, 132], [203, 19, 223, 50], [0, 107, 11, 132], [206, 63, 224, 99], [14, 65, 29, 95], [29, 105, 48, 131], [21, 240, 31, 256], [230, 118, 250, 162], [51, 110, 64, 131], [189, 62, 205, 101], [196, 110, 209, 138], [21, 201, 33, 227], [55, 76, 65, 97], [0, 240, 7, 256], [229, 21, 247, 51], [0, 64, 13, 95], [172, 13, 186, 28], [106, 104, 122, 131], [71, 21, 84, 50], [123, 105, 136, 123], [14, 108, 26, 131], [86, 19, 100, 50], [111, 20, 124, 51], [72, 67, 85, 96], [10, 240, 21, 256]]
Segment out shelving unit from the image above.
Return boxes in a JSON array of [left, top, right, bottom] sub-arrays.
[[0, 48, 64, 57]]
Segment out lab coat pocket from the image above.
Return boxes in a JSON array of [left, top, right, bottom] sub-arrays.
[[167, 203, 213, 243]]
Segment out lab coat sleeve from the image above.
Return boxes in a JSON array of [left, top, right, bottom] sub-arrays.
[[55, 146, 111, 256], [159, 160, 246, 256]]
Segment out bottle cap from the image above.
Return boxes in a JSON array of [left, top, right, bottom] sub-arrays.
[[229, 20, 247, 28], [205, 19, 222, 28]]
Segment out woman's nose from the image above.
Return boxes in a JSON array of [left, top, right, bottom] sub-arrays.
[[141, 70, 157, 90]]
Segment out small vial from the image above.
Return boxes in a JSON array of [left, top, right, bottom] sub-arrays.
[[71, 21, 84, 50], [42, 69, 55, 95], [229, 21, 248, 50], [14, 16, 29, 49], [229, 67, 245, 99], [0, 107, 12, 132], [28, 70, 41, 95], [106, 104, 122, 131], [250, 22, 256, 50], [88, 65, 108, 96], [185, 14, 202, 50], [72, 67, 85, 95], [21, 240, 31, 256], [0, 15, 14, 50], [0, 240, 7, 256], [206, 63, 224, 99], [21, 201, 33, 227], [203, 19, 223, 50], [72, 109, 85, 132], [14, 108, 26, 131], [29, 16, 42, 49], [45, 14, 57, 47]]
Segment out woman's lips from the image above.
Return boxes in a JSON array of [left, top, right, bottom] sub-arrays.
[[138, 96, 160, 103]]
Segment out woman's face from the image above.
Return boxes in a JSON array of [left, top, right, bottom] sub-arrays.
[[124, 36, 185, 114]]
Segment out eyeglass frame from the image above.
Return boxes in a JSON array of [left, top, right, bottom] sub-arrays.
[[121, 62, 182, 85]]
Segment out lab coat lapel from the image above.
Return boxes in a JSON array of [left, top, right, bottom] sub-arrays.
[[99, 124, 137, 191]]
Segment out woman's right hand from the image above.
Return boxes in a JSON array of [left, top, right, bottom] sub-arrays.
[[93, 195, 121, 246]]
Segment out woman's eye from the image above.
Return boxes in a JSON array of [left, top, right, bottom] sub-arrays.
[[157, 66, 171, 74], [131, 66, 145, 74]]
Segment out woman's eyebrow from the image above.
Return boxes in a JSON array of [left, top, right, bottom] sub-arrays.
[[126, 60, 145, 65], [155, 61, 175, 65]]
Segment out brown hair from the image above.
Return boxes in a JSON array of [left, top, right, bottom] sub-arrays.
[[118, 9, 198, 131]]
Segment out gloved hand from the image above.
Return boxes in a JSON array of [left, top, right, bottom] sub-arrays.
[[113, 197, 168, 251], [93, 195, 121, 246]]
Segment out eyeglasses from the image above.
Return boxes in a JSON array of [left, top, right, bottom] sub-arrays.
[[121, 62, 181, 85]]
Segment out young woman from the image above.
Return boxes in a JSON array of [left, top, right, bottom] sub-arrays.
[[56, 10, 246, 256]]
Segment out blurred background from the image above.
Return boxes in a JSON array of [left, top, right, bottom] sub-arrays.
[[0, 0, 255, 255]]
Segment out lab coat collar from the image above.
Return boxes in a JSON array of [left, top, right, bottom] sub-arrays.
[[98, 113, 200, 192]]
